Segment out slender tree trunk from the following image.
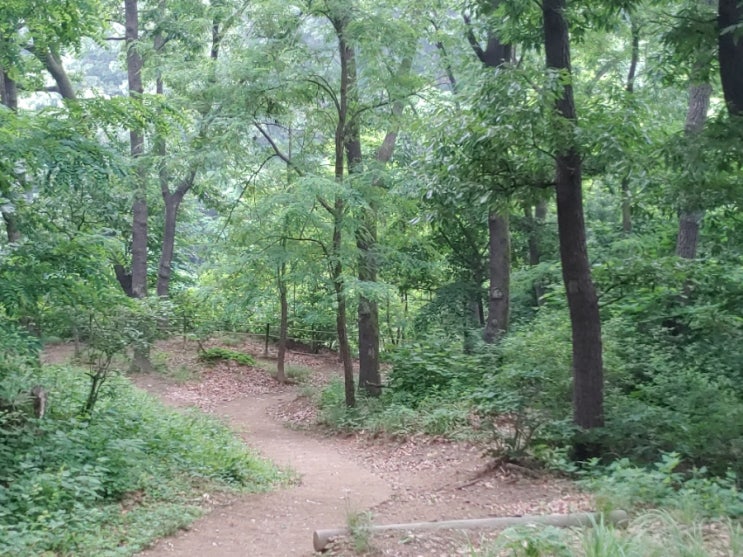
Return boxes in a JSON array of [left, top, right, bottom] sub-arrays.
[[126, 0, 147, 299], [1, 70, 20, 243], [718, 0, 743, 115], [277, 259, 288, 383], [525, 201, 547, 304], [154, 0, 205, 298], [467, 4, 512, 343], [355, 56, 410, 396], [329, 15, 356, 407], [483, 211, 510, 342], [126, 0, 152, 372], [157, 190, 187, 296], [41, 50, 77, 100], [676, 82, 711, 259], [543, 0, 604, 437], [621, 17, 640, 235]]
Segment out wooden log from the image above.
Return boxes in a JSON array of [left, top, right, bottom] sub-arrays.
[[313, 510, 628, 552]]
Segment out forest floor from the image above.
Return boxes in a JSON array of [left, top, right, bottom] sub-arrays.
[[45, 336, 593, 557]]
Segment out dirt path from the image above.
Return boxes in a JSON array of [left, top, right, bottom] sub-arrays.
[[44, 340, 592, 556], [139, 391, 392, 557]]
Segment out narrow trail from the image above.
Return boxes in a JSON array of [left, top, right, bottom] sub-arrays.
[[41, 340, 590, 556], [139, 391, 392, 557]]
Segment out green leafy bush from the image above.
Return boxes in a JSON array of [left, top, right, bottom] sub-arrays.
[[582, 453, 743, 519], [0, 365, 280, 556], [198, 346, 257, 366], [470, 309, 574, 460], [387, 332, 489, 406]]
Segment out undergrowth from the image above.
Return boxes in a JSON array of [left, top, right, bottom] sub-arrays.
[[470, 512, 743, 556], [0, 364, 282, 556], [317, 377, 474, 439], [198, 346, 256, 366]]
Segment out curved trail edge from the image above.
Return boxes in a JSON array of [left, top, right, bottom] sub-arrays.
[[139, 391, 392, 557]]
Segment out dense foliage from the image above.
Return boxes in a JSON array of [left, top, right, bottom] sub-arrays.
[[2, 0, 743, 551]]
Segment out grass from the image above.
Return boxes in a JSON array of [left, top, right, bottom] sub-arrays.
[[0, 363, 284, 557], [346, 509, 375, 554], [468, 512, 743, 557]]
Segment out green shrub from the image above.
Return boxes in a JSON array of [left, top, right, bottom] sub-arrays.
[[582, 453, 743, 518], [198, 346, 256, 366], [387, 332, 489, 406], [470, 309, 574, 460], [0, 364, 281, 556]]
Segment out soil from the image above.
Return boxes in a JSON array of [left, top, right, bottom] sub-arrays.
[[43, 336, 593, 557]]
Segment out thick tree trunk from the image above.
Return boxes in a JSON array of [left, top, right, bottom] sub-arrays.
[[543, 0, 604, 435], [676, 211, 703, 259], [718, 0, 743, 115], [676, 82, 711, 259], [483, 211, 510, 342]]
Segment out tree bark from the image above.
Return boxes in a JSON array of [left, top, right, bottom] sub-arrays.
[[467, 2, 512, 343], [126, 0, 147, 300], [718, 0, 743, 115], [676, 82, 711, 259], [328, 13, 356, 407], [126, 0, 152, 373], [1, 69, 20, 243], [483, 210, 510, 342], [543, 0, 604, 436], [41, 50, 77, 100], [622, 18, 640, 235], [277, 259, 288, 383]]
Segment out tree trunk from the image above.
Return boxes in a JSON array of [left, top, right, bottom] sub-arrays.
[[126, 0, 152, 372], [126, 0, 147, 301], [676, 82, 711, 259], [483, 210, 510, 342], [543, 0, 604, 437], [328, 14, 356, 407], [42, 50, 77, 100], [525, 200, 547, 304], [468, 4, 512, 342], [1, 70, 20, 243], [156, 190, 186, 296], [277, 260, 288, 383], [718, 0, 743, 115], [621, 17, 639, 235], [333, 200, 355, 408], [621, 178, 632, 235]]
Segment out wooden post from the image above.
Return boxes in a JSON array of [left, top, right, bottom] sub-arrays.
[[264, 323, 270, 357], [313, 510, 628, 552]]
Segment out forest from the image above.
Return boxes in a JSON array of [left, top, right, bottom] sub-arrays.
[[1, 0, 742, 555]]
